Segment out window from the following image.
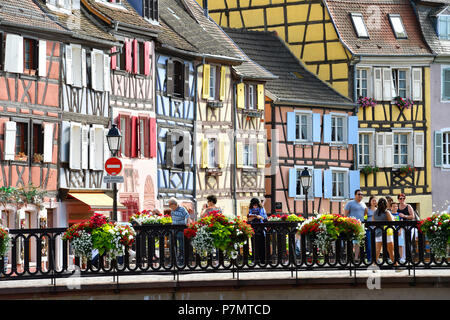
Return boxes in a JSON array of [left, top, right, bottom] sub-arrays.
[[438, 15, 450, 40], [331, 115, 345, 143], [209, 66, 217, 100], [208, 138, 216, 168], [120, 116, 129, 157], [296, 167, 313, 197], [359, 133, 371, 166], [392, 68, 407, 98], [296, 113, 309, 141], [15, 122, 28, 157], [356, 68, 368, 98], [246, 85, 256, 109], [389, 14, 407, 39], [173, 60, 184, 97], [443, 132, 450, 166], [394, 132, 409, 166], [143, 0, 158, 21], [24, 38, 37, 72], [332, 171, 346, 198], [442, 67, 450, 101], [32, 123, 44, 159], [350, 13, 369, 38], [243, 144, 255, 168]]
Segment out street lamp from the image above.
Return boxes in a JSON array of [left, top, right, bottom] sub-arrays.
[[106, 124, 122, 222], [300, 167, 312, 219]]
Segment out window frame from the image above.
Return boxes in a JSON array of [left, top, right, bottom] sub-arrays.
[[391, 68, 408, 99], [356, 68, 369, 98], [293, 110, 313, 144], [441, 65, 450, 102], [358, 131, 375, 167], [443, 131, 450, 167], [243, 143, 256, 168], [208, 65, 217, 101], [350, 13, 369, 39], [438, 15, 450, 40], [393, 131, 411, 166], [331, 114, 347, 144], [207, 137, 217, 168], [294, 165, 314, 199], [388, 14, 408, 39], [23, 37, 38, 74]]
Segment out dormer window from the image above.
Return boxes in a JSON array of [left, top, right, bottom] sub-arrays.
[[350, 13, 369, 38], [143, 0, 158, 21], [46, 0, 79, 12], [389, 14, 407, 39], [438, 15, 450, 40]]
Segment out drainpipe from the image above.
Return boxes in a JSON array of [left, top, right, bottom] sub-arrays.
[[203, 0, 209, 18], [233, 76, 243, 218], [352, 57, 360, 171]]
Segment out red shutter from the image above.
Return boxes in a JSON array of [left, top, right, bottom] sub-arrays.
[[131, 116, 138, 158], [116, 115, 121, 157], [132, 39, 138, 74], [125, 40, 132, 73], [144, 41, 151, 76], [149, 117, 156, 158], [111, 47, 117, 70], [142, 117, 150, 158]]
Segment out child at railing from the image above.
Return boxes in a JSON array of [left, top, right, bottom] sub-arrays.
[[390, 203, 405, 263]]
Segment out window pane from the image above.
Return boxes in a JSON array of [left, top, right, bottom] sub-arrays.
[[390, 15, 407, 38], [351, 14, 369, 38]]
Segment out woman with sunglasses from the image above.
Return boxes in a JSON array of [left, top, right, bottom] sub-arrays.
[[397, 193, 415, 220]]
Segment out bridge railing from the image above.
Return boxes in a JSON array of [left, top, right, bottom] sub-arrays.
[[0, 221, 448, 281]]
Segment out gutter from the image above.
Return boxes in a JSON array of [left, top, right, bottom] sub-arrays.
[[0, 20, 72, 37], [273, 98, 356, 109]]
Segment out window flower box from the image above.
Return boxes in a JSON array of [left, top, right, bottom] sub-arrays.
[[205, 168, 222, 176], [206, 101, 223, 108], [14, 152, 28, 162], [242, 109, 262, 118], [398, 165, 416, 175], [357, 96, 376, 108], [393, 96, 413, 110], [360, 166, 379, 175]]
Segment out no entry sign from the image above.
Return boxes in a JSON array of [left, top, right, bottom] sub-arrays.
[[104, 157, 122, 176]]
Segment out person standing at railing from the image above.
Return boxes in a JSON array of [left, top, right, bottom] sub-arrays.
[[200, 195, 223, 218], [365, 196, 377, 263], [247, 198, 267, 264], [344, 190, 368, 262], [397, 193, 418, 258], [372, 198, 396, 265], [168, 197, 192, 266], [390, 202, 405, 263]]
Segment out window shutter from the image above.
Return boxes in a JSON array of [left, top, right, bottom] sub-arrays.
[[132, 39, 138, 74], [5, 34, 23, 74], [69, 122, 82, 170], [94, 125, 105, 170], [257, 84, 265, 111], [201, 138, 209, 169], [4, 121, 16, 160], [256, 142, 265, 169], [38, 40, 47, 77], [323, 114, 332, 144], [347, 116, 359, 144], [131, 116, 138, 158], [103, 53, 111, 92], [149, 117, 157, 158], [89, 126, 96, 169], [183, 131, 192, 170], [313, 168, 322, 198], [382, 68, 392, 101], [125, 40, 132, 73], [81, 49, 87, 87], [286, 112, 296, 142], [184, 63, 190, 100], [81, 125, 89, 169], [312, 113, 321, 143], [412, 68, 422, 101], [414, 131, 424, 167], [91, 50, 97, 91], [219, 66, 226, 101], [166, 59, 174, 97], [323, 169, 332, 199], [376, 132, 385, 167], [43, 123, 54, 163], [236, 82, 245, 109], [202, 64, 210, 100], [384, 132, 394, 167], [111, 47, 117, 70], [435, 131, 443, 167], [65, 44, 73, 85], [235, 141, 243, 169], [104, 128, 110, 165], [144, 42, 151, 76], [373, 68, 383, 101], [288, 168, 297, 198], [348, 170, 360, 199]]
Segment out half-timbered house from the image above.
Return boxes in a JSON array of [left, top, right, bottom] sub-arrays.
[[225, 29, 357, 216], [207, 0, 435, 217], [82, 0, 160, 221], [0, 0, 70, 230]]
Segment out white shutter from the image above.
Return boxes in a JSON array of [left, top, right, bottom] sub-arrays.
[[89, 126, 96, 170], [65, 44, 73, 85], [414, 131, 425, 167], [91, 50, 97, 91], [412, 68, 422, 101], [81, 125, 89, 169], [81, 49, 87, 87], [382, 68, 392, 101], [38, 40, 47, 77], [104, 128, 110, 167], [71, 45, 82, 87], [69, 122, 81, 170], [376, 132, 385, 168], [43, 123, 54, 163], [373, 68, 383, 101], [5, 34, 23, 74], [103, 53, 111, 92], [94, 125, 104, 170], [4, 121, 16, 160], [384, 132, 394, 167]]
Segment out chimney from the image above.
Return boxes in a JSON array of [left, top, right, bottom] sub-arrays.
[[203, 0, 208, 17]]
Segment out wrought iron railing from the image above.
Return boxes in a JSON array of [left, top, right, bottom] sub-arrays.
[[0, 221, 448, 284]]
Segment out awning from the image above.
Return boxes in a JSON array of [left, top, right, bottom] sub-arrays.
[[68, 192, 126, 211]]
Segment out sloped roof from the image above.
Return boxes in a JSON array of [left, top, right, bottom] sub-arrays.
[[325, 0, 433, 56], [224, 28, 354, 107], [417, 4, 450, 55], [183, 0, 276, 80], [0, 0, 67, 33]]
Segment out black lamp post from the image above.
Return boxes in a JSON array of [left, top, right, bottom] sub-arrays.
[[300, 167, 312, 219], [106, 124, 122, 222]]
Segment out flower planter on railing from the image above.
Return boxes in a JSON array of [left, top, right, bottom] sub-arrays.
[[418, 213, 450, 259]]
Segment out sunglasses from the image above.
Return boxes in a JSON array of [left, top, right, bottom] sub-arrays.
[[356, 193, 363, 196], [398, 197, 405, 200]]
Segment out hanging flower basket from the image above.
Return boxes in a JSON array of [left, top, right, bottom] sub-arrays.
[[358, 97, 377, 108], [418, 213, 450, 259], [297, 214, 365, 254], [0, 227, 11, 257], [184, 213, 254, 259], [393, 96, 413, 110]]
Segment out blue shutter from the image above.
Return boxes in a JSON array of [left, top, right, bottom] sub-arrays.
[[287, 112, 296, 142], [347, 116, 359, 144], [288, 168, 297, 198], [348, 170, 361, 199], [323, 114, 331, 144], [435, 131, 443, 167], [323, 169, 332, 199], [157, 169, 165, 189], [313, 168, 322, 198], [312, 113, 321, 143]]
